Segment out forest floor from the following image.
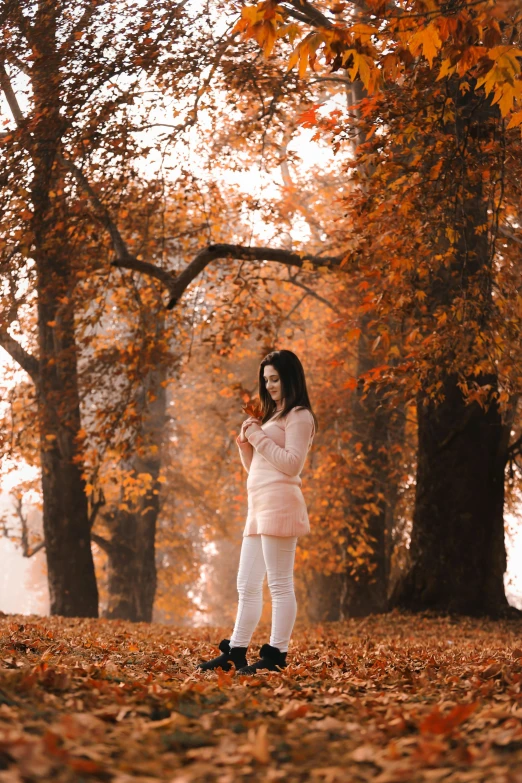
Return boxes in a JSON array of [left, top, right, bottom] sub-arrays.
[[0, 610, 521, 782]]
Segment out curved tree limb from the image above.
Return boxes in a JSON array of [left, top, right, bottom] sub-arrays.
[[0, 60, 24, 126], [61, 154, 346, 312], [284, 1, 335, 29], [260, 274, 340, 313], [499, 225, 522, 247], [159, 244, 344, 309], [64, 154, 348, 311], [65, 157, 343, 310], [0, 328, 39, 381], [90, 532, 115, 555]]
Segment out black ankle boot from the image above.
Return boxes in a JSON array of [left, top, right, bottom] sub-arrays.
[[197, 638, 249, 672], [236, 643, 287, 675]]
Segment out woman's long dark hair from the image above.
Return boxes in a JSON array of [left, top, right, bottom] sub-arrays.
[[258, 349, 318, 434]]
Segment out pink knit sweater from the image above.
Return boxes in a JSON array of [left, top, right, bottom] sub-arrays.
[[235, 406, 315, 537]]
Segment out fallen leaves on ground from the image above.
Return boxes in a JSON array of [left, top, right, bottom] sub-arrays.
[[1, 609, 522, 782]]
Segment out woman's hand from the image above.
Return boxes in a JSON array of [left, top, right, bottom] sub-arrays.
[[239, 416, 261, 443]]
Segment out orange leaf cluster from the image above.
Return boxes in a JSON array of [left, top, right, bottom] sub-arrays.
[[234, 1, 522, 123]]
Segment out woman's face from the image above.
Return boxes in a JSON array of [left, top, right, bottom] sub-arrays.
[[263, 364, 283, 404]]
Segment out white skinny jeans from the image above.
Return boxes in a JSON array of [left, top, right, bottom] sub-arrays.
[[229, 534, 298, 653]]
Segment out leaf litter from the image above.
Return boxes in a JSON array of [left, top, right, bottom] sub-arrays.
[[0, 609, 522, 782]]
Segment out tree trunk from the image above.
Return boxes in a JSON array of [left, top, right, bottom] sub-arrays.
[[304, 340, 407, 622], [104, 504, 158, 622], [339, 312, 407, 617], [392, 78, 518, 617], [38, 342, 99, 618], [391, 371, 512, 616], [102, 364, 166, 622], [303, 571, 345, 623], [32, 1, 98, 617]]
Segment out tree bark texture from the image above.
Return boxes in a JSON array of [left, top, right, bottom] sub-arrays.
[[303, 571, 345, 623], [103, 364, 167, 622], [392, 78, 516, 616], [393, 371, 510, 616], [340, 312, 407, 618], [31, 1, 98, 617]]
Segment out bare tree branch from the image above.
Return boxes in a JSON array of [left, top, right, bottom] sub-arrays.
[[499, 225, 522, 247], [0, 60, 25, 126], [88, 489, 106, 531], [507, 433, 522, 460], [261, 274, 340, 312], [283, 1, 335, 28], [0, 328, 39, 381], [0, 57, 40, 381], [282, 290, 308, 322], [91, 532, 114, 554], [10, 492, 45, 557], [26, 541, 45, 557], [4, 51, 31, 77], [58, 1, 102, 54], [59, 156, 133, 261], [281, 6, 317, 25], [277, 135, 326, 243]]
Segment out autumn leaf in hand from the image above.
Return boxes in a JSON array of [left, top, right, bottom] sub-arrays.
[[242, 397, 263, 419]]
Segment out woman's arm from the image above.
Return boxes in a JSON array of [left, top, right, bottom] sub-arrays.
[[245, 408, 314, 477], [236, 433, 254, 474]]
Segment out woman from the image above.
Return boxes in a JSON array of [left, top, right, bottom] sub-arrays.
[[197, 349, 318, 675]]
